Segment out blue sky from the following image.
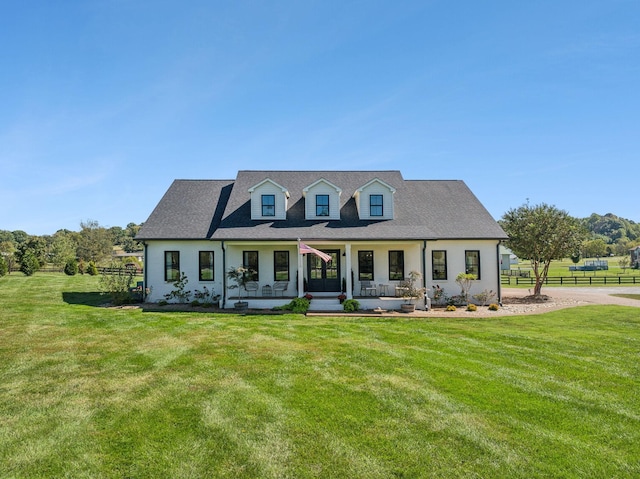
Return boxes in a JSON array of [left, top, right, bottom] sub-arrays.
[[1, 1, 638, 236]]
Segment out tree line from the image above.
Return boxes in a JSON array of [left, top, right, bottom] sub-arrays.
[[1, 210, 639, 279], [0, 220, 143, 276], [579, 213, 640, 258]]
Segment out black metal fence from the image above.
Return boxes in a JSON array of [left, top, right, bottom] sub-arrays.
[[501, 275, 640, 286]]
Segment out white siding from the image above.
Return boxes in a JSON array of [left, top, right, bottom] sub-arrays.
[[250, 181, 288, 220], [425, 239, 501, 302], [224, 244, 298, 305], [304, 182, 341, 220], [350, 242, 422, 288], [144, 239, 502, 307], [145, 240, 224, 303], [355, 181, 395, 220]]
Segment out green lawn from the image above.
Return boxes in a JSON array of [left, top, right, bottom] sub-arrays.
[[1, 274, 639, 478]]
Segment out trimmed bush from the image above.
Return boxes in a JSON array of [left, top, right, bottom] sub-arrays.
[[0, 256, 8, 277], [20, 251, 39, 276], [488, 303, 500, 311], [343, 299, 360, 312], [466, 304, 478, 312], [275, 298, 311, 314], [86, 261, 99, 276], [287, 297, 310, 314], [64, 259, 79, 276], [446, 305, 457, 311]]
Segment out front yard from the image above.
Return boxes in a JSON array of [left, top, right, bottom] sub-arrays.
[[1, 274, 639, 478]]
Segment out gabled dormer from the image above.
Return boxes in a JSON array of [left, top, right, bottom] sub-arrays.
[[248, 178, 289, 220], [302, 178, 342, 220], [353, 178, 396, 220]]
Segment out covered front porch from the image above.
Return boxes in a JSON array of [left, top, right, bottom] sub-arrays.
[[222, 239, 428, 311]]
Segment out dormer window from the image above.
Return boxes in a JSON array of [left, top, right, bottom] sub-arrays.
[[248, 178, 289, 220], [353, 178, 396, 220], [262, 195, 275, 216], [303, 178, 342, 220], [316, 195, 330, 216], [370, 194, 383, 216]]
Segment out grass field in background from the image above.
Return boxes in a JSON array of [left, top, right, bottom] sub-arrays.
[[1, 273, 639, 478], [509, 255, 640, 277]]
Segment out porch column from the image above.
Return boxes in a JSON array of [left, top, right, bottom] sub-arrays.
[[345, 243, 352, 299], [297, 249, 304, 298]]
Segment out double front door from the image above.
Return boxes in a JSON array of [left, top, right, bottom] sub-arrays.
[[307, 250, 340, 292]]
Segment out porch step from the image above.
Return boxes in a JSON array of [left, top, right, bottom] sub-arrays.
[[308, 297, 342, 311]]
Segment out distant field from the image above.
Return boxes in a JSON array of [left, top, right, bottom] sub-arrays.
[[503, 256, 640, 289], [1, 273, 639, 478], [508, 255, 639, 277]]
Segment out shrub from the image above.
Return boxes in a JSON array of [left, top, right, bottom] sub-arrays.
[[20, 251, 39, 276], [86, 261, 99, 276], [163, 272, 191, 303], [287, 297, 310, 314], [466, 304, 477, 312], [194, 286, 220, 305], [488, 303, 500, 311], [455, 272, 477, 303], [99, 261, 135, 305], [158, 300, 168, 306], [447, 295, 466, 306], [191, 300, 201, 307], [343, 299, 360, 312], [446, 305, 457, 311], [432, 285, 446, 305], [472, 289, 496, 306], [64, 259, 78, 276]]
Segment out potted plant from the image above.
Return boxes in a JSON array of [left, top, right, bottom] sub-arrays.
[[227, 266, 251, 310], [338, 293, 347, 304], [400, 270, 426, 312]]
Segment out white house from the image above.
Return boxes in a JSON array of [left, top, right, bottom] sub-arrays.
[[137, 171, 508, 311]]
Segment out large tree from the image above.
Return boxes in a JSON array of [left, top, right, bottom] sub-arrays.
[[501, 203, 587, 296], [76, 220, 113, 263], [49, 230, 78, 268]]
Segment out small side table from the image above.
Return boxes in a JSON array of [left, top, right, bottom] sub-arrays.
[[378, 284, 388, 296], [262, 285, 272, 297]]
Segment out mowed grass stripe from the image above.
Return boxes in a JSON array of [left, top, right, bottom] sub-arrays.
[[1, 273, 639, 478]]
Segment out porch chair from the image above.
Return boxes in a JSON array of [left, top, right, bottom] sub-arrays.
[[244, 281, 259, 296], [273, 281, 289, 296], [360, 281, 377, 296]]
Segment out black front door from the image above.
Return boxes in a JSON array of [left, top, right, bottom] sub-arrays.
[[307, 250, 341, 292]]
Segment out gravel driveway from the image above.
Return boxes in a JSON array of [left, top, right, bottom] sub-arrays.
[[417, 286, 640, 317], [496, 286, 640, 315]]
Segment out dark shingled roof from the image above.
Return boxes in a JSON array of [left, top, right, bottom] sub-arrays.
[[137, 171, 507, 241], [137, 180, 234, 240]]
